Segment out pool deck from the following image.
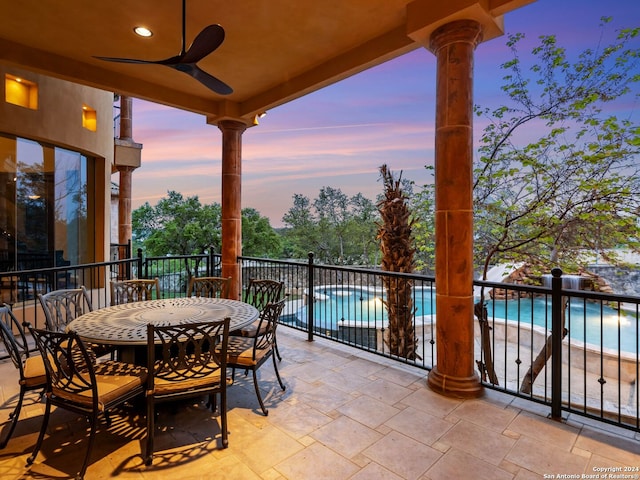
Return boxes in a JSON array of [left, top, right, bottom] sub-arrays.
[[286, 294, 639, 425], [1, 327, 639, 479]]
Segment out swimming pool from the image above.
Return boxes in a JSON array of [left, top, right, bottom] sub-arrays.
[[298, 286, 638, 354], [487, 297, 638, 354]]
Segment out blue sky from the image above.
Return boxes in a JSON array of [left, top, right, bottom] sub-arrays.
[[127, 0, 640, 227]]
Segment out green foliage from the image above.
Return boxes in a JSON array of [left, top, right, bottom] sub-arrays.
[[281, 187, 379, 264], [132, 191, 282, 259], [410, 166, 435, 274], [472, 19, 640, 277], [241, 207, 283, 257], [410, 20, 640, 278], [132, 191, 222, 256]]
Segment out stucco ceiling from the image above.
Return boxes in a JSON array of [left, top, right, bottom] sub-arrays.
[[0, 0, 534, 125]]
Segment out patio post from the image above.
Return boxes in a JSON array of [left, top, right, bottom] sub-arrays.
[[114, 95, 142, 279], [218, 120, 247, 300], [114, 95, 140, 248], [427, 19, 483, 398], [116, 166, 135, 248]]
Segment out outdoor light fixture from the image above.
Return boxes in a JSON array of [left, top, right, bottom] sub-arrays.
[[133, 26, 153, 37], [253, 112, 267, 125]]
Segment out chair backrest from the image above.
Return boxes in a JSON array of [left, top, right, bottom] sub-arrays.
[[29, 327, 98, 404], [147, 318, 230, 396], [38, 286, 93, 332], [252, 300, 286, 357], [187, 276, 231, 299], [243, 279, 284, 311], [0, 304, 31, 374], [110, 278, 160, 305]]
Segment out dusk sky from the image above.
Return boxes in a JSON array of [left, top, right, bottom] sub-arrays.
[[125, 0, 640, 228]]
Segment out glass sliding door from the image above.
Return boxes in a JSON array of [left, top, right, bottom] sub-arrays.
[[0, 134, 96, 273]]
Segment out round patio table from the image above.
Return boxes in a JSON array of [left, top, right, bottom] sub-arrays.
[[67, 297, 259, 363]]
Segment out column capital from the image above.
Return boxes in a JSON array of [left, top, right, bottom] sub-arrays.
[[113, 164, 137, 173], [216, 119, 249, 134], [429, 19, 483, 54]]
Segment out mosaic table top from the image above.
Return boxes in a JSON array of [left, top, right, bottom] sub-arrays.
[[66, 297, 259, 346]]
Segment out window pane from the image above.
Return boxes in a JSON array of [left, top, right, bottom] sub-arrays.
[[54, 147, 89, 266], [16, 138, 48, 269], [0, 135, 17, 271], [0, 134, 96, 273]]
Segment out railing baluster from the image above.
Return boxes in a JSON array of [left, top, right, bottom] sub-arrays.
[[307, 252, 314, 342], [550, 267, 564, 420]]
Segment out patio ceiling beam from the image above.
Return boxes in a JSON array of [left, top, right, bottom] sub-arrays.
[[0, 38, 224, 116]]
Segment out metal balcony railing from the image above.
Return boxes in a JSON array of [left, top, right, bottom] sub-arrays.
[[238, 254, 640, 433], [0, 250, 637, 433]]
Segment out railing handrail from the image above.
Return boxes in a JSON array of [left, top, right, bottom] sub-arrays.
[[142, 253, 209, 262], [475, 276, 640, 304], [239, 255, 437, 282], [0, 257, 138, 278]]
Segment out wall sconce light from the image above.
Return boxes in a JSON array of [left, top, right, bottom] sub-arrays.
[[253, 112, 267, 125]]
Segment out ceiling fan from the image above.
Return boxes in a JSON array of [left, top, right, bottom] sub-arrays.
[[94, 0, 232, 95]]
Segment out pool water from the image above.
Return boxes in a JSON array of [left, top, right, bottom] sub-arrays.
[[488, 298, 638, 354], [301, 287, 638, 354]]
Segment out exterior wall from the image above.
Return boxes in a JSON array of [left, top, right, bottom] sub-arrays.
[[0, 65, 114, 262], [0, 66, 114, 157]]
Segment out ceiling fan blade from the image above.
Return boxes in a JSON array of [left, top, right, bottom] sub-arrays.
[[180, 24, 225, 64], [172, 63, 233, 95], [93, 56, 159, 65], [93, 0, 232, 95]]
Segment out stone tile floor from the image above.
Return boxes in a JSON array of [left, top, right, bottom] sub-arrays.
[[0, 328, 638, 479]]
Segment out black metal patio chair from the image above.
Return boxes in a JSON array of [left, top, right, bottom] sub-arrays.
[[145, 318, 231, 465], [110, 278, 161, 305], [39, 286, 116, 359], [187, 276, 231, 299], [0, 305, 46, 448], [38, 286, 93, 332], [226, 300, 286, 415], [231, 278, 285, 361], [27, 327, 147, 480]]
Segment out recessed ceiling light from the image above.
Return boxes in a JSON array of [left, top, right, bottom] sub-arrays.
[[133, 26, 153, 37]]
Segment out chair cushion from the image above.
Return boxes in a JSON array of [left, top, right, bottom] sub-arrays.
[[226, 338, 270, 367], [229, 320, 267, 338], [53, 361, 147, 411], [152, 368, 223, 396], [21, 355, 47, 387]]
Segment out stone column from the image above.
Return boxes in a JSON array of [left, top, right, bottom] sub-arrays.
[[118, 95, 134, 247], [114, 95, 142, 263], [119, 95, 133, 141], [117, 166, 135, 247], [218, 120, 247, 300], [427, 20, 484, 398]]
